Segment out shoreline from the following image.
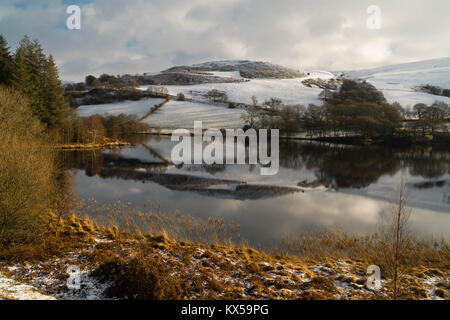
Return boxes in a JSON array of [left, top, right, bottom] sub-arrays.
[[0, 216, 447, 300], [54, 141, 131, 150]]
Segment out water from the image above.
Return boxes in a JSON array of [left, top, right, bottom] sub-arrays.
[[60, 135, 450, 247]]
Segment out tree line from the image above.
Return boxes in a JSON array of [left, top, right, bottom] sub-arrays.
[[0, 34, 150, 144], [0, 35, 69, 127], [242, 79, 450, 138]]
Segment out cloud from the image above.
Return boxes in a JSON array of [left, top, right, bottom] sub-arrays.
[[1, 0, 449, 81]]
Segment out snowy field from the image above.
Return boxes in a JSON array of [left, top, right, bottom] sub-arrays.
[[139, 70, 335, 106], [344, 57, 450, 107], [142, 100, 246, 130], [77, 97, 166, 118]]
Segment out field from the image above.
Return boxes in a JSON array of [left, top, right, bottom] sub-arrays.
[[142, 100, 246, 130]]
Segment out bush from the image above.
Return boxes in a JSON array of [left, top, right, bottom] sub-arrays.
[[177, 93, 185, 101], [0, 86, 55, 244], [93, 253, 184, 300]]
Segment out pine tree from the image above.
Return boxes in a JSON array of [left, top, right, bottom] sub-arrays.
[[26, 38, 47, 122], [11, 36, 44, 118], [42, 55, 69, 126], [0, 35, 12, 85], [11, 36, 69, 126], [10, 48, 29, 92]]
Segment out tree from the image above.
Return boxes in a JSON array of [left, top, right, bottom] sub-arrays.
[[423, 102, 448, 133], [42, 55, 70, 126], [85, 75, 97, 87], [241, 106, 261, 129], [318, 89, 333, 101], [303, 104, 328, 137], [10, 47, 29, 92], [276, 105, 305, 134], [207, 89, 228, 103], [392, 102, 406, 120], [0, 35, 12, 85], [329, 79, 386, 105], [12, 36, 46, 121], [10, 36, 70, 127], [263, 97, 283, 110], [378, 177, 413, 300]]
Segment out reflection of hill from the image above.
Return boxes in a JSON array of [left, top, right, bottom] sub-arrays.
[[292, 143, 400, 189], [279, 142, 450, 189], [195, 184, 303, 200], [59, 140, 450, 194], [63, 151, 303, 200]]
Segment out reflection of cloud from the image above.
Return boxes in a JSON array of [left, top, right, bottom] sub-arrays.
[[75, 165, 449, 247], [129, 187, 143, 194], [284, 192, 383, 226], [1, 1, 449, 80]]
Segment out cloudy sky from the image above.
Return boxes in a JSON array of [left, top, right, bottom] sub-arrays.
[[1, 0, 449, 81]]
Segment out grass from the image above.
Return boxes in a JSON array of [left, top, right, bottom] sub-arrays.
[[92, 253, 184, 300], [72, 199, 241, 245], [0, 209, 448, 300]]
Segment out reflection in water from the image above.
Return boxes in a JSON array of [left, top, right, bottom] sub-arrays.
[[59, 136, 450, 246]]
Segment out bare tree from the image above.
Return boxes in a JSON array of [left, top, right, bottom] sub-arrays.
[[378, 176, 413, 300], [241, 106, 261, 129]]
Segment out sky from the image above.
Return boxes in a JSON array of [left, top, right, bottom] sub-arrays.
[[1, 0, 449, 81]]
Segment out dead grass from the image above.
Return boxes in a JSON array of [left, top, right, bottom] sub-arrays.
[[92, 253, 183, 300], [281, 228, 450, 271], [0, 214, 448, 300]]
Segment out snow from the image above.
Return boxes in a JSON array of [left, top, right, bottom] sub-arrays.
[[162, 78, 322, 106], [192, 60, 251, 68], [207, 71, 244, 79], [77, 97, 166, 118], [142, 100, 246, 130], [78, 58, 450, 130], [0, 273, 56, 300], [343, 57, 450, 107]]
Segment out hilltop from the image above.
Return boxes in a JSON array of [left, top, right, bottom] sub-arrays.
[[163, 60, 306, 79]]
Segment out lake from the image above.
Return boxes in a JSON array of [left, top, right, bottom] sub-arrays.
[[60, 135, 450, 247]]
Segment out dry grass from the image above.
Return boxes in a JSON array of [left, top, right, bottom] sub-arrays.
[[92, 253, 184, 300], [280, 228, 449, 271], [0, 215, 448, 300], [0, 207, 447, 300], [0, 86, 56, 245], [71, 199, 241, 246]]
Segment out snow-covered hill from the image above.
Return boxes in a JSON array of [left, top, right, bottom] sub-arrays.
[[163, 60, 306, 79], [342, 57, 450, 107], [76, 58, 450, 130], [137, 70, 335, 107]]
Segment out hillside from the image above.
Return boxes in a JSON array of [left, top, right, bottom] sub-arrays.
[[74, 58, 450, 130], [342, 57, 450, 107], [163, 60, 306, 79]]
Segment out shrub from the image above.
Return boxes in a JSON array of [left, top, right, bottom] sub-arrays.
[[93, 253, 184, 300], [0, 86, 55, 244], [177, 93, 185, 101]]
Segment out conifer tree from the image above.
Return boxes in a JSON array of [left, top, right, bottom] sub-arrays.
[[42, 55, 69, 126], [0, 35, 12, 85], [11, 48, 29, 92], [11, 35, 69, 126]]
